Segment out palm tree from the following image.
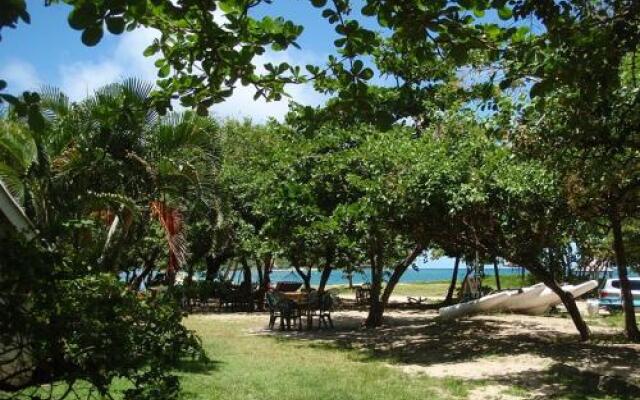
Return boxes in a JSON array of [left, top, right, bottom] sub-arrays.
[[1, 79, 223, 284]]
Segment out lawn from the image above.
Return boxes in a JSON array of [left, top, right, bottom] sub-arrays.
[[17, 278, 637, 400], [175, 304, 640, 400], [178, 315, 473, 400], [333, 274, 532, 300]]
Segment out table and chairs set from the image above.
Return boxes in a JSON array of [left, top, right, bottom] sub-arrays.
[[266, 288, 335, 331]]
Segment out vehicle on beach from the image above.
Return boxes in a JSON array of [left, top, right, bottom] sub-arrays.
[[599, 278, 640, 311]]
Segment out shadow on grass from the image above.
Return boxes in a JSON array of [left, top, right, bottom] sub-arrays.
[[263, 311, 640, 398], [498, 364, 640, 399], [176, 357, 222, 374]]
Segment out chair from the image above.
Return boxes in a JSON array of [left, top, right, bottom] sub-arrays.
[[355, 284, 371, 305], [310, 291, 334, 329], [266, 292, 302, 330]]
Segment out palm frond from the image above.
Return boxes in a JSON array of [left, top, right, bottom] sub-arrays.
[[0, 162, 26, 201], [150, 200, 190, 274], [39, 85, 71, 121], [85, 191, 140, 218], [84, 78, 159, 128], [155, 111, 221, 155], [0, 119, 37, 171], [120, 77, 154, 101]]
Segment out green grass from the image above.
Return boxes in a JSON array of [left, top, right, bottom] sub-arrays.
[[586, 311, 640, 330], [15, 314, 477, 399], [178, 315, 474, 400], [332, 273, 531, 300], [12, 302, 638, 400]]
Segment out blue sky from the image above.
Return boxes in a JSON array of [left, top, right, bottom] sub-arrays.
[[1, 2, 523, 122], [0, 1, 354, 121]]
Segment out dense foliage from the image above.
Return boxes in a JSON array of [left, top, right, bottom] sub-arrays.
[[3, 0, 640, 397], [1, 81, 213, 397]]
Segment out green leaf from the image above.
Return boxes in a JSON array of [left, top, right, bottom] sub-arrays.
[[530, 81, 549, 98], [218, 1, 240, 14], [497, 6, 512, 20], [352, 60, 363, 74], [28, 107, 45, 132], [361, 4, 376, 16], [143, 43, 159, 57], [68, 4, 97, 31], [310, 0, 327, 7], [458, 0, 475, 9], [361, 68, 374, 80], [484, 24, 501, 39], [0, 80, 6, 91], [499, 78, 512, 90], [106, 16, 126, 35], [158, 64, 170, 78], [0, 94, 19, 105], [81, 25, 104, 46]]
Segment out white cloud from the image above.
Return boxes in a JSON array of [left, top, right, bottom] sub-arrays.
[[49, 25, 325, 121], [59, 61, 123, 100], [0, 59, 41, 93], [211, 50, 326, 122], [59, 27, 160, 101], [113, 27, 159, 80]]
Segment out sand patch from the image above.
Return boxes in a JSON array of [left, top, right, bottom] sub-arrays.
[[468, 385, 526, 400], [391, 354, 553, 379]]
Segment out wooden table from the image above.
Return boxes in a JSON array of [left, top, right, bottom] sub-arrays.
[[281, 292, 313, 329], [281, 292, 308, 302]]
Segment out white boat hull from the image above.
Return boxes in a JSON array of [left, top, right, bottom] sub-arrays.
[[500, 283, 546, 311], [439, 291, 514, 320], [438, 280, 598, 319], [516, 280, 598, 315]]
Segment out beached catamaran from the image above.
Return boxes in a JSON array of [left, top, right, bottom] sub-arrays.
[[439, 281, 598, 320]]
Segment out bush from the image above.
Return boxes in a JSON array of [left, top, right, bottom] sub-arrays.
[[0, 232, 205, 398]]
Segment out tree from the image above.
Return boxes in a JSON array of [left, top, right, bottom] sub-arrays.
[[0, 80, 222, 397], [500, 0, 640, 341], [474, 149, 592, 341], [0, 0, 309, 114]]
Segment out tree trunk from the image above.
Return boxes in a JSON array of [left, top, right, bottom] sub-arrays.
[[318, 263, 332, 293], [129, 249, 159, 290], [381, 245, 423, 307], [185, 263, 195, 286], [255, 254, 273, 311], [294, 265, 311, 291], [258, 254, 273, 291], [610, 209, 640, 341], [530, 266, 590, 341], [444, 256, 461, 305], [256, 258, 264, 288], [205, 250, 232, 282], [365, 254, 384, 328], [241, 258, 252, 291], [347, 271, 353, 289], [493, 258, 501, 290]]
